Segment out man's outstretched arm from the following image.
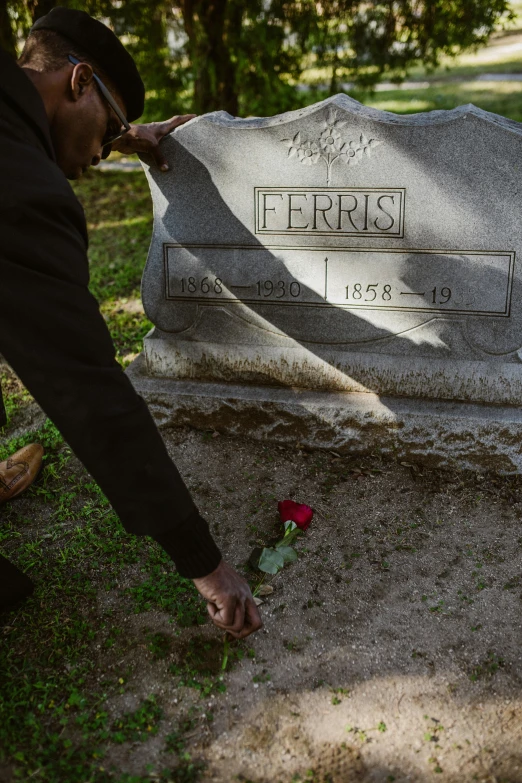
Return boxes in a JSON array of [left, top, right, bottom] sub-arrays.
[[0, 135, 261, 637]]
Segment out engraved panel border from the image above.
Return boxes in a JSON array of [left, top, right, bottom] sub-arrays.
[[163, 244, 515, 317], [254, 186, 406, 239]]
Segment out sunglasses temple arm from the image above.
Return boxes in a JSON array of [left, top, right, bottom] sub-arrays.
[[92, 72, 131, 131]]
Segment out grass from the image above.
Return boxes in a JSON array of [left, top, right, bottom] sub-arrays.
[[363, 79, 522, 122], [2, 17, 522, 782], [74, 171, 154, 365], [0, 426, 213, 781]]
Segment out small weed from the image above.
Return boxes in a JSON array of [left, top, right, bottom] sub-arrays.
[[346, 725, 369, 743], [112, 696, 162, 744], [503, 575, 522, 591], [330, 686, 350, 705], [346, 719, 386, 742], [283, 638, 304, 652], [252, 671, 271, 683], [469, 651, 505, 681], [146, 631, 172, 660]]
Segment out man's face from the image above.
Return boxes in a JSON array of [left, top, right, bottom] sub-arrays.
[[52, 62, 126, 179]]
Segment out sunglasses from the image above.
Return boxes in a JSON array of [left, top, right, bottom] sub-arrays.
[[68, 55, 131, 159]]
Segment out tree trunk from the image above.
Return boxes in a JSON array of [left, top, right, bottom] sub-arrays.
[[181, 0, 243, 115]]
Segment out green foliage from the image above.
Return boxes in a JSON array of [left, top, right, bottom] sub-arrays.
[[0, 417, 63, 460], [169, 635, 228, 696], [257, 519, 300, 573], [72, 170, 153, 364], [112, 696, 162, 743], [0, 395, 206, 782], [147, 631, 173, 660], [258, 546, 285, 574], [309, 0, 514, 92], [129, 565, 207, 626], [5, 0, 514, 118]]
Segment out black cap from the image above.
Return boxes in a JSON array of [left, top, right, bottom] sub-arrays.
[[31, 7, 145, 122]]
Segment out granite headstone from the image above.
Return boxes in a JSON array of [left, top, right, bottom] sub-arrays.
[[128, 94, 522, 470]]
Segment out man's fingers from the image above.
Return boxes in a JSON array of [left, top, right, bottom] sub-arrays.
[[229, 600, 246, 634], [207, 595, 238, 629], [150, 142, 169, 172], [159, 114, 196, 136], [243, 598, 263, 635], [207, 597, 246, 634], [220, 598, 263, 639], [219, 598, 263, 639], [193, 561, 263, 639]]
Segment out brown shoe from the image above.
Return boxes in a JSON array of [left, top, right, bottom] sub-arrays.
[[0, 444, 44, 504]]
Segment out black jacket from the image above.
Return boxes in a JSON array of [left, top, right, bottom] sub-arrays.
[[0, 48, 221, 578]]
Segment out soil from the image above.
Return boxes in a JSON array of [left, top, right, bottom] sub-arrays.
[[108, 427, 522, 782], [4, 375, 522, 781]]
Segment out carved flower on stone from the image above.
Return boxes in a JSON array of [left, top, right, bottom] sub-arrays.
[[319, 125, 343, 152], [359, 133, 381, 158], [280, 107, 383, 185], [339, 139, 364, 166], [297, 140, 321, 165], [281, 132, 321, 165]]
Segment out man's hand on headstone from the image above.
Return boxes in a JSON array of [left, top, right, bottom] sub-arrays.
[[110, 114, 196, 171], [192, 560, 263, 639]]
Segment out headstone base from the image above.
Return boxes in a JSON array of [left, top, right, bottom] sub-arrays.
[[127, 354, 522, 473]]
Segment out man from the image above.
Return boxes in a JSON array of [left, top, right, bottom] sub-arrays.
[[0, 7, 262, 639]]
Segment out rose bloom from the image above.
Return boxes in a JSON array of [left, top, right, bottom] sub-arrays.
[[278, 499, 313, 531]]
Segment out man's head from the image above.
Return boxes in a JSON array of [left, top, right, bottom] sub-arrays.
[[18, 8, 144, 179]]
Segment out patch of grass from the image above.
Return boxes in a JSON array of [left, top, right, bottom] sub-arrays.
[[112, 696, 162, 743], [0, 417, 64, 462], [72, 171, 153, 364], [0, 371, 33, 424], [364, 80, 522, 123], [146, 631, 173, 660], [169, 635, 229, 697], [129, 565, 207, 627], [0, 413, 207, 782]]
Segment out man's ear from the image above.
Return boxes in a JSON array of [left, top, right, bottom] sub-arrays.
[[70, 62, 95, 103]]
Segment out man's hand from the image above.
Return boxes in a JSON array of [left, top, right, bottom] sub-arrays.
[[193, 560, 263, 639], [111, 114, 196, 171]]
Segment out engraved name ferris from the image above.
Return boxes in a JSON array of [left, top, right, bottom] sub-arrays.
[[256, 188, 405, 238]]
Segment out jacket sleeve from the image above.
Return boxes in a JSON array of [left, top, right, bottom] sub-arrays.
[[0, 144, 221, 579]]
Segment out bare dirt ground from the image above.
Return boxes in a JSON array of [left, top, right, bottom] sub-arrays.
[[105, 426, 522, 783], [3, 380, 522, 782], [4, 375, 522, 777]]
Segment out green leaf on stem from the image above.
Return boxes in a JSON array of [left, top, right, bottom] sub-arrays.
[[258, 547, 285, 574], [275, 545, 298, 563]]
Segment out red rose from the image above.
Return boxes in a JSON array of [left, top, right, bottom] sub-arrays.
[[278, 499, 313, 531]]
